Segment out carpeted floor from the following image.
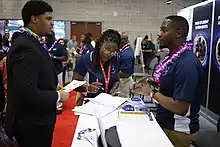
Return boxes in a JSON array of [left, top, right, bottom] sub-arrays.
[[52, 91, 79, 147]]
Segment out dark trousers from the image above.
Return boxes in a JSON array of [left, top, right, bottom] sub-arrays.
[[143, 53, 154, 70], [217, 117, 220, 132], [62, 66, 67, 86], [14, 123, 55, 147]]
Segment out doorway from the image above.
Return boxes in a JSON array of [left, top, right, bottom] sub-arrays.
[[70, 22, 102, 42]]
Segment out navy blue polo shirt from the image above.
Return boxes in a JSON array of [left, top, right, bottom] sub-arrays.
[[119, 46, 135, 75], [74, 51, 120, 98], [156, 50, 204, 134], [49, 43, 67, 74], [81, 43, 94, 55]]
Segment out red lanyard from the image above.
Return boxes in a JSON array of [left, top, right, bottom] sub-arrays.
[[99, 60, 111, 92]]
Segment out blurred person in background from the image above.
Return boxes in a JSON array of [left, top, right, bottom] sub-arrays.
[[2, 35, 10, 53], [10, 32, 22, 45], [87, 32, 96, 48], [67, 35, 77, 49], [57, 38, 70, 86], [78, 33, 94, 55], [67, 35, 77, 69], [73, 33, 95, 103], [117, 32, 134, 97], [46, 34, 68, 115], [141, 35, 155, 73]]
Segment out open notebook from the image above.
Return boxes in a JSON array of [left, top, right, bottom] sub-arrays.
[[72, 93, 128, 118]]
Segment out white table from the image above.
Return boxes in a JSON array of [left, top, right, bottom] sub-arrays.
[[71, 110, 173, 147], [71, 114, 100, 147]]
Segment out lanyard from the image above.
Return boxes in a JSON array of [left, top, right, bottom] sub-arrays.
[[99, 60, 111, 92], [22, 28, 40, 41], [22, 28, 56, 52], [47, 40, 57, 52], [80, 45, 86, 54]]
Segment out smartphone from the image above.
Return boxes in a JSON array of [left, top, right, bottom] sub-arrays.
[[147, 79, 158, 87]]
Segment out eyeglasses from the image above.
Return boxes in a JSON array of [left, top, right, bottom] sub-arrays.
[[104, 49, 117, 56], [102, 45, 118, 56]]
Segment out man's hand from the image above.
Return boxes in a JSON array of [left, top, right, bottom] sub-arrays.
[[131, 85, 153, 96], [135, 77, 157, 87], [58, 90, 69, 102], [135, 77, 149, 85], [109, 88, 117, 96]]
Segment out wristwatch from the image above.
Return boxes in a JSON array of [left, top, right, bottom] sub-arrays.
[[150, 89, 158, 98]]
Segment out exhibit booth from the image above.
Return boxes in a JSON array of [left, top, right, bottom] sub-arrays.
[[178, 0, 220, 124]]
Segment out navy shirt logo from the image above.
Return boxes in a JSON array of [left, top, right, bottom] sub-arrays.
[[111, 65, 116, 73], [161, 69, 169, 76]]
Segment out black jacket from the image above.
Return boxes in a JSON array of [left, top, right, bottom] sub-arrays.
[[5, 33, 58, 138]]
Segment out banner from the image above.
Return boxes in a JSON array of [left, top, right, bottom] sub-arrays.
[[177, 7, 193, 41], [0, 21, 5, 36], [209, 0, 220, 115], [192, 2, 213, 106]]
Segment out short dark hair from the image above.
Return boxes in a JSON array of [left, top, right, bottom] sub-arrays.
[[93, 29, 121, 66], [165, 15, 189, 38], [2, 36, 9, 47], [58, 38, 67, 48], [144, 35, 148, 40], [46, 30, 56, 48], [21, 0, 53, 27], [83, 33, 92, 44], [86, 32, 92, 39], [11, 32, 22, 44]]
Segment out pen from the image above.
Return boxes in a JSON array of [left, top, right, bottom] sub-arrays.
[[116, 101, 129, 110], [84, 136, 95, 146], [146, 112, 153, 121]]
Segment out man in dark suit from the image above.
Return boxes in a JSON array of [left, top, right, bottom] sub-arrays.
[[5, 1, 69, 147]]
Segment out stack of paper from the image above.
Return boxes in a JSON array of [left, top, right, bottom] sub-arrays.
[[63, 80, 86, 92], [91, 93, 128, 108], [72, 93, 128, 118]]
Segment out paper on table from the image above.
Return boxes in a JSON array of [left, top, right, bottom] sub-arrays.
[[72, 93, 128, 118], [63, 80, 86, 92], [115, 121, 174, 147], [72, 103, 97, 116], [72, 101, 116, 117], [92, 93, 128, 108]]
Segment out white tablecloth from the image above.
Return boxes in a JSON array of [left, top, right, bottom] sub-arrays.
[[71, 111, 173, 147]]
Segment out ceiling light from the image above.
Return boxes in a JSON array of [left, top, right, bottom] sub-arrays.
[[167, 0, 172, 4]]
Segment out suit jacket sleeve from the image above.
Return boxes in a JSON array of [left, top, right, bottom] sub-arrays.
[[10, 48, 58, 110]]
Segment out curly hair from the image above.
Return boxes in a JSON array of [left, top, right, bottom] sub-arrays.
[[93, 29, 121, 66]]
